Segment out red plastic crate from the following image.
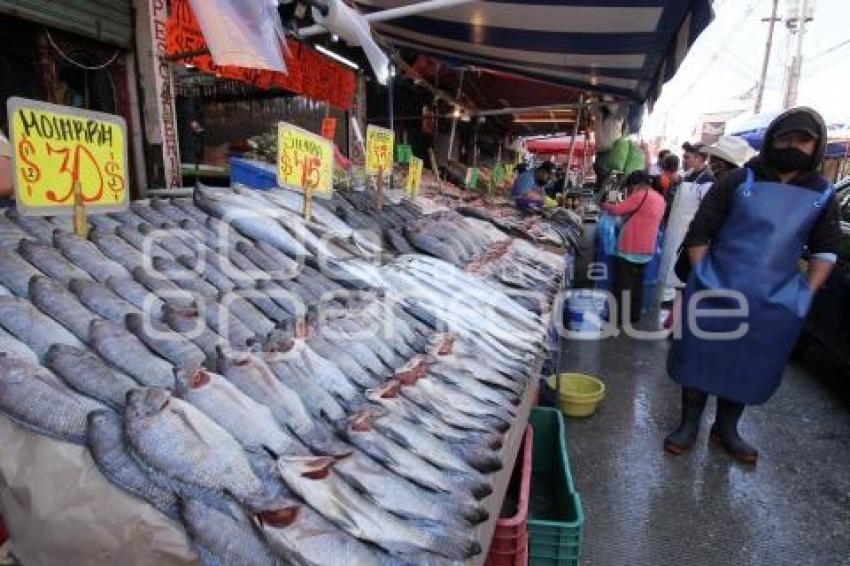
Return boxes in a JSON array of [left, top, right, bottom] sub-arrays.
[[0, 514, 7, 545], [486, 424, 534, 566]]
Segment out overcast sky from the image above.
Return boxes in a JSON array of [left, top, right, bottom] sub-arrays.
[[643, 0, 849, 145]]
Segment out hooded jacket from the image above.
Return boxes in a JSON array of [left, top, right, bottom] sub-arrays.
[[684, 107, 841, 259]]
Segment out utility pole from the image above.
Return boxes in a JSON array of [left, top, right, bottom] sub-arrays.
[[754, 0, 780, 114], [783, 0, 813, 109]]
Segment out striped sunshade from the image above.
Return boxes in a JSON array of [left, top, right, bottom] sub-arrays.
[[356, 0, 714, 105]]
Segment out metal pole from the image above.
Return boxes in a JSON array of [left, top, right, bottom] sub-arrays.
[[298, 0, 479, 37], [783, 0, 810, 109], [388, 66, 395, 190], [446, 69, 465, 162], [565, 96, 584, 184], [754, 0, 780, 114]]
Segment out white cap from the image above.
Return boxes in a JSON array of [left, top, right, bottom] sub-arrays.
[[703, 136, 756, 167]]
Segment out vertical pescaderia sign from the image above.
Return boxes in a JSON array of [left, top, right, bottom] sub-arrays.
[[139, 0, 182, 189]]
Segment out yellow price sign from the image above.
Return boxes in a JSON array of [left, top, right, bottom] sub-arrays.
[[277, 122, 333, 197], [366, 124, 394, 176], [8, 97, 129, 216], [406, 156, 423, 198]]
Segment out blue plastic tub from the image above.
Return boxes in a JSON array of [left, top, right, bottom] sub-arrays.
[[230, 157, 277, 190]]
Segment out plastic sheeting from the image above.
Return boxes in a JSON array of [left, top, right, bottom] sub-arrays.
[[0, 417, 197, 566], [188, 0, 287, 72]]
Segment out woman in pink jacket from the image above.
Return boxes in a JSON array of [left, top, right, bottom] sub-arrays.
[[602, 171, 666, 324]]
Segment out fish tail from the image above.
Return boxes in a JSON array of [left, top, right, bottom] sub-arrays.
[[426, 530, 482, 560]]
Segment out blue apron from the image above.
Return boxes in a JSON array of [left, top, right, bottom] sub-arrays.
[[668, 169, 835, 404]]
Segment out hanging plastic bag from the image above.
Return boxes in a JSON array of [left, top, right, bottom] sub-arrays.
[[189, 0, 288, 72], [623, 140, 646, 176], [606, 137, 630, 172], [312, 0, 389, 84]]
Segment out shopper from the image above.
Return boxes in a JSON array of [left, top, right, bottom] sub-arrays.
[[591, 99, 625, 190], [703, 136, 754, 182], [650, 148, 671, 176], [665, 108, 841, 464], [681, 142, 711, 183], [601, 170, 666, 324], [656, 154, 681, 198]]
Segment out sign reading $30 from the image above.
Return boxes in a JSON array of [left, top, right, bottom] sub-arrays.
[[277, 122, 333, 197], [8, 97, 129, 215]]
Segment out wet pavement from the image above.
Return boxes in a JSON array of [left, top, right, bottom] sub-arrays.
[[559, 227, 850, 565]]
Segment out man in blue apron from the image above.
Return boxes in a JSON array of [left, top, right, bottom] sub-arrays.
[[665, 108, 842, 464]]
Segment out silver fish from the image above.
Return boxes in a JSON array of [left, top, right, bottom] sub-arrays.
[[181, 498, 278, 566], [0, 352, 101, 444], [306, 334, 379, 389], [235, 240, 301, 282], [258, 498, 390, 566], [90, 229, 149, 272], [125, 312, 207, 369], [0, 215, 30, 250], [131, 202, 173, 227], [262, 353, 347, 423], [0, 325, 39, 363], [217, 349, 349, 457], [130, 265, 197, 307], [0, 295, 84, 358], [138, 223, 198, 260], [152, 256, 220, 297], [17, 239, 91, 285], [174, 367, 307, 457], [124, 387, 279, 511], [401, 380, 508, 433], [161, 304, 227, 367], [86, 410, 180, 520], [90, 319, 175, 389], [105, 276, 166, 319], [428, 365, 520, 410], [52, 230, 130, 283], [172, 197, 210, 224], [69, 278, 140, 324], [6, 208, 54, 243], [116, 224, 174, 259], [196, 295, 258, 348], [176, 254, 236, 295], [344, 410, 492, 499], [277, 456, 480, 559], [414, 375, 513, 425], [46, 344, 138, 410], [28, 275, 100, 342]]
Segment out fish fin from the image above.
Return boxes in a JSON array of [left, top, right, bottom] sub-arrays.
[[425, 531, 482, 560]]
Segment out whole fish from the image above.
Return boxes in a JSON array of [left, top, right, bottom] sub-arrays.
[[125, 312, 207, 369], [196, 295, 258, 348], [306, 334, 379, 389], [0, 326, 38, 363], [6, 208, 54, 243], [149, 198, 189, 224], [428, 364, 520, 409], [195, 189, 311, 259], [90, 319, 175, 389], [69, 278, 140, 324], [402, 380, 509, 433], [152, 256, 220, 297], [130, 266, 196, 307], [276, 339, 361, 405], [28, 276, 100, 343], [17, 239, 92, 285], [217, 291, 276, 337], [0, 352, 101, 444], [174, 367, 307, 457], [176, 254, 236, 295], [258, 497, 390, 566], [124, 387, 280, 512], [138, 223, 198, 259], [217, 349, 349, 457], [90, 229, 149, 272], [235, 240, 301, 282], [105, 276, 166, 319], [88, 214, 124, 232], [415, 375, 514, 425], [257, 278, 316, 312], [344, 410, 492, 499], [86, 410, 180, 520], [116, 224, 174, 260], [45, 344, 138, 410], [0, 246, 43, 297], [181, 498, 278, 566], [0, 295, 84, 358], [0, 215, 30, 250], [433, 352, 526, 394], [262, 352, 347, 423], [161, 304, 226, 367], [277, 456, 480, 559], [131, 201, 173, 227], [172, 197, 210, 224], [53, 230, 130, 283]]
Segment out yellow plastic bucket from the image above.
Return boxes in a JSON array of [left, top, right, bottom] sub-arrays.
[[547, 373, 606, 418]]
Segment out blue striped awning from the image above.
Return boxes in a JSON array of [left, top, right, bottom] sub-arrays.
[[355, 0, 713, 104]]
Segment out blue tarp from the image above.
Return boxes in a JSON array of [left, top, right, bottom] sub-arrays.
[[357, 0, 714, 105]]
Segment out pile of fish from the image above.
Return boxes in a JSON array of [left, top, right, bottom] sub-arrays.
[[0, 185, 551, 564]]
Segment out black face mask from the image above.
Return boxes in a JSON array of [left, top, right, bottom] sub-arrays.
[[769, 147, 812, 173]]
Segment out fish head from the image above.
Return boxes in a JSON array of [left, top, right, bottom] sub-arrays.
[[86, 408, 118, 431], [124, 312, 145, 334], [67, 278, 93, 296], [364, 379, 402, 403], [173, 366, 210, 397], [347, 410, 376, 433], [125, 387, 171, 419]]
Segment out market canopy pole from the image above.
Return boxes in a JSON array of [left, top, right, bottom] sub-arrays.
[[565, 95, 584, 182]]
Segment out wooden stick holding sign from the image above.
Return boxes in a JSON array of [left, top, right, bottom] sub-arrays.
[[7, 97, 129, 218], [277, 122, 333, 221]]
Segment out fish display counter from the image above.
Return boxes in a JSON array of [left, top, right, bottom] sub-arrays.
[[0, 184, 560, 565]]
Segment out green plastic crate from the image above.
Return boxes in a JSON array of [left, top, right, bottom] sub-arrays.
[[528, 407, 584, 565]]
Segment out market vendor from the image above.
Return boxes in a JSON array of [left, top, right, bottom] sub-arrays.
[[0, 129, 13, 206], [665, 107, 842, 465], [513, 162, 554, 211]]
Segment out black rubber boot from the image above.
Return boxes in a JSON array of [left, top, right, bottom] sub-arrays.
[[663, 387, 708, 454], [709, 398, 758, 465]]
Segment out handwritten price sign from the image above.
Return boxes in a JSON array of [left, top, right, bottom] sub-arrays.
[[8, 98, 129, 216], [277, 122, 333, 197], [406, 156, 423, 198], [365, 125, 394, 176]]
